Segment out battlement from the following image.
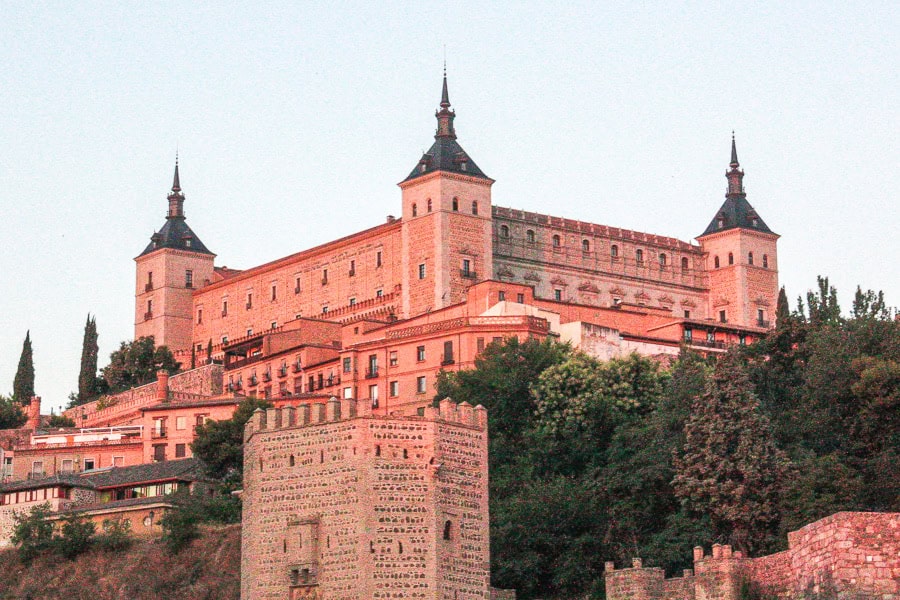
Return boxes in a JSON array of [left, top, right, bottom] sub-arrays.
[[244, 396, 487, 442], [605, 512, 900, 600]]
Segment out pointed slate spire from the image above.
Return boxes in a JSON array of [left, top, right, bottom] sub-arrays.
[[172, 153, 182, 192], [726, 132, 744, 196], [435, 67, 456, 139], [440, 64, 450, 108]]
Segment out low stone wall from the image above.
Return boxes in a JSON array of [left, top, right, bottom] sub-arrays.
[[605, 512, 900, 600]]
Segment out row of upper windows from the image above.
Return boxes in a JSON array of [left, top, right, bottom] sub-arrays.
[[713, 252, 769, 269], [411, 198, 478, 217], [144, 270, 194, 291], [497, 227, 694, 268]]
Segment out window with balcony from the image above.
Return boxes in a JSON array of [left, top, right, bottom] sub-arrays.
[[366, 355, 378, 378]]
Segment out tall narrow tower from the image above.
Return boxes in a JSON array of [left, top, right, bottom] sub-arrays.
[[697, 136, 779, 329], [134, 159, 215, 353], [399, 71, 495, 318]]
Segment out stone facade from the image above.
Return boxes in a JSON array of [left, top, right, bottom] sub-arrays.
[[241, 397, 490, 600], [605, 512, 900, 600]]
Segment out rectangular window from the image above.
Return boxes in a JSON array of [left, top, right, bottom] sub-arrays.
[[175, 416, 186, 431], [462, 259, 471, 275], [343, 387, 353, 399], [185, 270, 193, 288], [498, 291, 506, 301], [416, 346, 425, 362], [222, 335, 228, 345], [367, 355, 378, 377], [84, 458, 95, 470], [271, 284, 277, 301], [416, 376, 427, 394], [476, 338, 485, 353], [322, 305, 328, 313], [684, 328, 693, 342], [295, 277, 302, 294], [247, 328, 253, 337], [175, 444, 186, 458], [443, 340, 454, 364], [349, 260, 355, 276], [60, 459, 73, 474], [719, 310, 727, 323], [389, 351, 398, 366], [271, 321, 277, 330], [246, 293, 253, 309], [112, 456, 124, 467], [349, 297, 356, 306], [684, 310, 691, 319], [418, 263, 426, 279], [369, 384, 379, 407], [707, 331, 715, 343], [376, 251, 382, 268], [339, 358, 350, 374], [554, 289, 562, 301], [322, 268, 328, 284], [389, 381, 399, 397], [376, 288, 383, 298], [153, 445, 166, 462], [197, 309, 203, 324], [517, 293, 524, 304], [222, 300, 228, 316]]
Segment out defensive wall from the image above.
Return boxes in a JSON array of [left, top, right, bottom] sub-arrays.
[[241, 397, 490, 600], [605, 512, 899, 600]]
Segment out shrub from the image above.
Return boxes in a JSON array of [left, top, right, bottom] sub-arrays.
[[11, 504, 55, 564], [95, 517, 133, 552], [53, 514, 96, 560]]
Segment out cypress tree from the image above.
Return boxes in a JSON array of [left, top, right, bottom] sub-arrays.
[[206, 339, 213, 365], [77, 315, 100, 402], [776, 286, 791, 324], [12, 331, 35, 404], [673, 351, 790, 554]]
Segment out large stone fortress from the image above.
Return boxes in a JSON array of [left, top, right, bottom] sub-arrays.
[[241, 397, 490, 600], [130, 71, 779, 416]]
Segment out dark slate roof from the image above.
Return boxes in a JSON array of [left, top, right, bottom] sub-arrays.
[[0, 473, 95, 493], [404, 136, 490, 182], [61, 496, 175, 515], [139, 216, 213, 257], [82, 457, 206, 489], [700, 195, 775, 237]]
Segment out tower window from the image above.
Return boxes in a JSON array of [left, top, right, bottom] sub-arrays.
[[763, 254, 769, 269], [452, 197, 458, 211], [197, 309, 202, 324], [412, 203, 417, 217], [728, 252, 734, 265], [714, 256, 720, 269], [681, 257, 689, 270], [271, 284, 277, 301], [443, 520, 452, 540], [552, 234, 561, 248], [294, 277, 301, 294], [246, 293, 252, 309], [417, 376, 427, 394], [635, 249, 644, 264], [500, 225, 510, 238], [554, 289, 562, 301], [322, 268, 328, 284], [349, 260, 355, 276], [659, 253, 667, 266], [719, 310, 727, 323], [748, 252, 754, 265], [185, 270, 193, 288], [471, 200, 478, 215], [526, 229, 535, 243], [376, 251, 382, 267], [222, 300, 228, 316], [582, 239, 590, 253], [427, 198, 432, 212], [418, 264, 426, 279], [610, 244, 619, 258]]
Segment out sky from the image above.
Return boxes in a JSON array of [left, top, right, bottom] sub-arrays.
[[0, 2, 897, 414]]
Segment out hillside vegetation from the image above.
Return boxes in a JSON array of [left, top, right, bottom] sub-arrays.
[[0, 525, 240, 600]]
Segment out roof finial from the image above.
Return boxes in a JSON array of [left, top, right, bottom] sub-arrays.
[[172, 152, 181, 192], [730, 131, 739, 168]]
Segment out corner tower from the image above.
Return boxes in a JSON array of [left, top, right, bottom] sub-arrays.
[[399, 71, 494, 318], [134, 158, 215, 353], [697, 136, 779, 329]]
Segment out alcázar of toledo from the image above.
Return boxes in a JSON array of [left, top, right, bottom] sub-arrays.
[[2, 74, 896, 600]]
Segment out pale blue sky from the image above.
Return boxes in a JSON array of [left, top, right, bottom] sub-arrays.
[[1, 2, 897, 413]]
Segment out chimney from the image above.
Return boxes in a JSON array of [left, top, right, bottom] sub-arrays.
[[26, 396, 41, 430], [156, 370, 170, 403]]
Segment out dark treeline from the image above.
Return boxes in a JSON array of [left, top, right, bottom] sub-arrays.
[[435, 277, 899, 599]]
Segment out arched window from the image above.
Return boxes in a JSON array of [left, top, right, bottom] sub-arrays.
[[526, 229, 535, 244], [763, 254, 769, 269], [728, 252, 734, 265], [443, 520, 453, 540], [500, 225, 510, 238], [659, 253, 667, 266], [452, 197, 459, 211], [748, 251, 754, 265], [610, 244, 619, 258], [412, 203, 417, 217], [681, 257, 689, 270], [635, 249, 644, 264], [582, 240, 590, 253], [427, 198, 432, 212], [552, 234, 561, 247], [471, 201, 478, 215], [714, 256, 720, 268]]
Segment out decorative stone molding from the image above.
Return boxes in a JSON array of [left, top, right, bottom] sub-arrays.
[[578, 281, 600, 293], [523, 271, 541, 282]]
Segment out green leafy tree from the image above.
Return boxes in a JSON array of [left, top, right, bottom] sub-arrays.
[[159, 489, 200, 554], [673, 351, 791, 554], [191, 397, 273, 482], [95, 517, 133, 551], [11, 503, 55, 564], [100, 336, 180, 394], [0, 394, 27, 429], [76, 314, 100, 404], [48, 414, 76, 428], [12, 330, 35, 404], [53, 514, 96, 560]]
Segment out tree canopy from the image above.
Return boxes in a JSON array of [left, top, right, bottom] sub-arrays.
[[191, 397, 273, 484], [99, 336, 180, 395], [0, 394, 27, 430]]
